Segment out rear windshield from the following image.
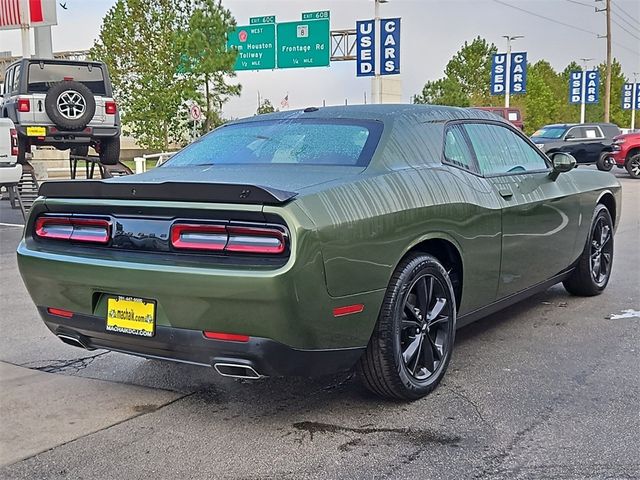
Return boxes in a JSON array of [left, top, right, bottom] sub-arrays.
[[532, 127, 567, 139], [165, 119, 383, 168], [27, 63, 106, 95]]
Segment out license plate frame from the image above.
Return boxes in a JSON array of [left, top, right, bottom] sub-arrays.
[[26, 126, 47, 137], [106, 295, 156, 337]]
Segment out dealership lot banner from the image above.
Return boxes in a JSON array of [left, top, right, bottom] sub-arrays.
[[490, 52, 527, 95], [356, 17, 401, 77], [356, 19, 375, 77], [569, 70, 600, 104], [621, 83, 640, 110], [0, 0, 57, 30]]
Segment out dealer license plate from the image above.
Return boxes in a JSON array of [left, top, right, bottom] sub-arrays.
[[106, 296, 155, 337], [26, 126, 47, 136]]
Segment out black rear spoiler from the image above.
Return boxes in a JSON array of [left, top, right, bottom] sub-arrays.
[[38, 180, 297, 205]]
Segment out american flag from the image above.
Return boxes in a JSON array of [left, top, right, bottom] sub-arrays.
[[280, 93, 289, 109], [0, 0, 48, 30]]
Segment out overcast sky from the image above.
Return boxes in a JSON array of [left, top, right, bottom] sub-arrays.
[[1, 0, 639, 118]]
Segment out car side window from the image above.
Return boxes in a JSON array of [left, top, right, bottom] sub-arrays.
[[444, 124, 477, 173], [582, 126, 602, 139], [12, 65, 20, 94], [4, 67, 13, 94], [464, 123, 549, 176], [566, 126, 582, 139]]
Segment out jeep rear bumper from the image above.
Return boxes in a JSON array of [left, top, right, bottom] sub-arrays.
[[16, 125, 119, 144]]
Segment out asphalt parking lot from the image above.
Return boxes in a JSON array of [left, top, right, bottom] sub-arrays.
[[0, 168, 638, 480]]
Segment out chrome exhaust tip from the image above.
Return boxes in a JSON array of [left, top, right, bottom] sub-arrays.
[[57, 333, 90, 350], [214, 362, 262, 380]]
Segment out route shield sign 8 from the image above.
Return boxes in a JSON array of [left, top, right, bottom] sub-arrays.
[[276, 19, 330, 69], [227, 23, 276, 70]]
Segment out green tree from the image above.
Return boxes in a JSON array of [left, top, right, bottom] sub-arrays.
[[444, 36, 498, 105], [181, 0, 240, 131], [257, 99, 277, 114], [90, 0, 240, 149], [413, 77, 469, 106]]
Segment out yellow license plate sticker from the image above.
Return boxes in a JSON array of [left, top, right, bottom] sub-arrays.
[[106, 296, 155, 337], [26, 126, 47, 136]]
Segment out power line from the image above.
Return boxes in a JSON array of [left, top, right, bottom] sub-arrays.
[[492, 0, 599, 36], [492, 0, 639, 55], [610, 2, 640, 25], [563, 0, 594, 8], [612, 17, 640, 40], [610, 4, 640, 33]]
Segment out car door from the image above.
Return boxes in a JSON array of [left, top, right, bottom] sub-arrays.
[[463, 122, 581, 299], [564, 126, 604, 164]]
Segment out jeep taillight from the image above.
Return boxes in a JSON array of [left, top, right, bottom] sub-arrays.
[[10, 128, 18, 156], [105, 101, 117, 115], [170, 223, 287, 254], [17, 98, 30, 112], [35, 216, 111, 244]]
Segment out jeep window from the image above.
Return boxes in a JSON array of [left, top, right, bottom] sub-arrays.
[[12, 65, 20, 94], [531, 126, 566, 139], [27, 63, 106, 95]]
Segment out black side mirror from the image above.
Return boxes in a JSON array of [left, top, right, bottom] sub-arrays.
[[549, 152, 576, 180], [564, 134, 574, 140]]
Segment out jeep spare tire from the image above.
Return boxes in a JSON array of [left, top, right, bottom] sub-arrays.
[[44, 81, 96, 131]]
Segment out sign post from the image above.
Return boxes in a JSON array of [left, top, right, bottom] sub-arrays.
[[490, 50, 527, 104], [569, 70, 600, 124], [621, 81, 640, 130]]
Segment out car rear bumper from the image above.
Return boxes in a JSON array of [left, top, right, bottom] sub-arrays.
[[40, 307, 365, 377], [16, 125, 119, 143]]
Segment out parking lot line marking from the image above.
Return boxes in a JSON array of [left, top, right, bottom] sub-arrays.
[[0, 222, 25, 228]]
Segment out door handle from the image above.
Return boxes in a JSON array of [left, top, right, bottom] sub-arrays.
[[498, 189, 513, 199]]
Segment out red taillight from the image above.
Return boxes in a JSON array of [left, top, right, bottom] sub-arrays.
[[225, 226, 286, 254], [333, 304, 365, 317], [35, 216, 111, 244], [171, 224, 227, 251], [105, 101, 117, 115], [47, 307, 73, 318], [203, 331, 250, 342], [10, 128, 18, 156], [17, 98, 30, 112], [170, 223, 286, 254]]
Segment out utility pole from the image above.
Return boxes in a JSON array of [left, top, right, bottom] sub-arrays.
[[502, 35, 523, 108], [580, 58, 594, 124], [596, 0, 612, 122]]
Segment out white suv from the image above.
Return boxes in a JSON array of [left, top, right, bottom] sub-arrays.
[[1, 58, 121, 165], [0, 117, 22, 185]]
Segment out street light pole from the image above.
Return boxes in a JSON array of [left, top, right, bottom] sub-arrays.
[[503, 35, 523, 108], [373, 0, 388, 104], [580, 58, 594, 124]]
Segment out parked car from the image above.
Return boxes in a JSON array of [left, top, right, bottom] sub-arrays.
[[1, 58, 120, 165], [17, 105, 620, 400], [473, 107, 524, 130], [0, 117, 22, 186], [609, 131, 640, 178], [530, 123, 621, 171]]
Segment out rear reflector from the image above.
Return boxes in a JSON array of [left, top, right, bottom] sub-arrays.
[[203, 331, 250, 342], [47, 307, 73, 318], [333, 304, 365, 317], [171, 223, 286, 254], [35, 216, 111, 244]]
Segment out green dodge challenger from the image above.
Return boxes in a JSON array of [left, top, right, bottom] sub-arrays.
[[17, 105, 620, 400]]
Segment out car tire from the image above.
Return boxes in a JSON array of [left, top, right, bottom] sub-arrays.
[[70, 145, 89, 157], [626, 153, 640, 179], [98, 137, 120, 165], [44, 81, 96, 131], [563, 204, 614, 296], [357, 253, 457, 400], [596, 153, 613, 171]]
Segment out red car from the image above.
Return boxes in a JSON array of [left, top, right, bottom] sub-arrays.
[[610, 132, 640, 178], [473, 107, 524, 130]]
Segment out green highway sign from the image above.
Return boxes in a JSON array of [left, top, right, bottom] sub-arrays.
[[250, 15, 275, 25], [276, 19, 330, 69], [227, 23, 276, 70], [301, 10, 330, 21]]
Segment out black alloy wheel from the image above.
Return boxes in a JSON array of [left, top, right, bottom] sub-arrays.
[[589, 216, 613, 288], [563, 204, 614, 296], [400, 274, 452, 381], [358, 253, 456, 400], [627, 153, 640, 179]]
